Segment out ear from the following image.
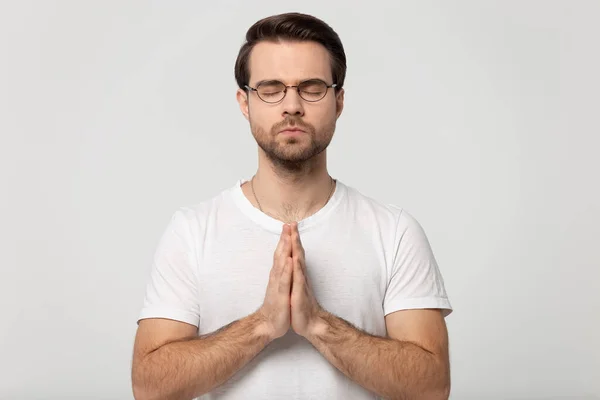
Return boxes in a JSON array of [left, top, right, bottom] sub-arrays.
[[335, 88, 345, 119], [236, 88, 250, 121]]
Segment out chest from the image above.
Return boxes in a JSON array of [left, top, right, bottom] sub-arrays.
[[195, 229, 389, 335]]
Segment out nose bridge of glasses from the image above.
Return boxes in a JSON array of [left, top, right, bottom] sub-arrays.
[[281, 84, 303, 102]]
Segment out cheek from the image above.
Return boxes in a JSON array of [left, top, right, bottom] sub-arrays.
[[250, 107, 279, 132], [309, 104, 337, 127], [250, 106, 273, 125]]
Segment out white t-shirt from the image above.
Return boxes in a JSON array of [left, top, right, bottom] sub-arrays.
[[138, 178, 452, 399]]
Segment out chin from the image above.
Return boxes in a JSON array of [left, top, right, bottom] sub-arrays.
[[273, 152, 314, 164]]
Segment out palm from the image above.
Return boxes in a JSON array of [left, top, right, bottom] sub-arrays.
[[289, 222, 322, 337], [290, 282, 309, 333]]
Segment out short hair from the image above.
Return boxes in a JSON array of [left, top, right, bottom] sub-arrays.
[[234, 12, 346, 91]]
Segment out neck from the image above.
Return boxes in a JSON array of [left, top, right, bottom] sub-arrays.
[[245, 151, 335, 223]]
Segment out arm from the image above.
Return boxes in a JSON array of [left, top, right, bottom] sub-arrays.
[[132, 312, 272, 400], [287, 219, 451, 400], [133, 223, 294, 400], [305, 309, 450, 400]]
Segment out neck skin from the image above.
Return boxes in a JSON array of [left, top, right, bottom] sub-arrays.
[[241, 148, 335, 224]]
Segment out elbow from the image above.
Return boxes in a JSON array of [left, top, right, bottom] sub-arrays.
[[132, 376, 196, 400], [131, 361, 165, 400], [131, 373, 159, 400], [409, 387, 449, 400], [132, 386, 167, 400], [133, 387, 197, 400], [409, 379, 450, 400], [132, 386, 147, 400], [132, 387, 144, 400], [131, 369, 150, 400], [426, 359, 450, 400], [426, 382, 451, 400], [132, 380, 153, 400], [437, 368, 451, 399], [390, 384, 449, 400], [425, 375, 450, 400], [435, 384, 451, 400], [132, 379, 175, 400], [131, 371, 143, 400]]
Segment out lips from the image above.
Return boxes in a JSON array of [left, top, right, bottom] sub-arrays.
[[279, 127, 305, 134]]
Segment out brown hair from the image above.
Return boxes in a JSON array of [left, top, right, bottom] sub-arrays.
[[234, 12, 346, 91]]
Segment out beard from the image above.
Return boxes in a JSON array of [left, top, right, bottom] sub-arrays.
[[250, 115, 335, 171]]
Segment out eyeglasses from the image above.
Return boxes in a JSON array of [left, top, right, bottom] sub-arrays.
[[245, 79, 337, 103]]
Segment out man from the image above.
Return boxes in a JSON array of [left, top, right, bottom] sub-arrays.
[[132, 12, 452, 400]]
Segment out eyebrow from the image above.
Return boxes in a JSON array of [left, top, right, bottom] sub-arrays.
[[252, 78, 328, 87]]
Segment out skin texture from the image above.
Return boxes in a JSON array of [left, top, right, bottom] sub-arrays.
[[131, 39, 450, 400], [288, 221, 450, 400], [131, 226, 293, 400], [236, 40, 344, 223]]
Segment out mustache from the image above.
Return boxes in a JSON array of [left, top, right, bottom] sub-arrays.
[[272, 117, 313, 133]]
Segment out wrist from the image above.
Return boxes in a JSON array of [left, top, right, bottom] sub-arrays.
[[250, 310, 277, 345], [306, 309, 330, 343]]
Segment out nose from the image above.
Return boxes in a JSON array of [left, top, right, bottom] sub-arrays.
[[281, 87, 305, 117]]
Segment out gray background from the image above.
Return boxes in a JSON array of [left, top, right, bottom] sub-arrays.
[[1, 1, 599, 399]]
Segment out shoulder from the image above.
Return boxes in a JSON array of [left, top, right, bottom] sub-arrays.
[[342, 181, 416, 226], [340, 181, 430, 245], [165, 184, 235, 231]]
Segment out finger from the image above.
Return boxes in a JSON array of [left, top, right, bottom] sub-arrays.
[[274, 224, 292, 261], [282, 226, 292, 257], [290, 233, 296, 257], [290, 225, 298, 252], [273, 240, 290, 281], [279, 256, 293, 293], [292, 253, 304, 283], [296, 232, 303, 250], [280, 235, 292, 271], [273, 227, 287, 260], [291, 238, 305, 272], [292, 222, 300, 241], [270, 241, 286, 281]]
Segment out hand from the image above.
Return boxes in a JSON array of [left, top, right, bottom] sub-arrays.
[[257, 224, 293, 341], [289, 222, 325, 338]]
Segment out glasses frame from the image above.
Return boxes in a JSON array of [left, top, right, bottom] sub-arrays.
[[245, 79, 338, 103]]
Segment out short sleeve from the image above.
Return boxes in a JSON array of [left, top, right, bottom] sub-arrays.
[[383, 208, 453, 318], [137, 208, 201, 327]]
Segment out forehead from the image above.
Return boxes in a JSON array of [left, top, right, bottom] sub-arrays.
[[248, 40, 332, 85]]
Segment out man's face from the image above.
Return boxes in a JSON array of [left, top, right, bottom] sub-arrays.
[[237, 40, 344, 168]]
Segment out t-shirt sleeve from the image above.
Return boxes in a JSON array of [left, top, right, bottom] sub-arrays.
[[137, 208, 201, 327], [383, 208, 453, 318]]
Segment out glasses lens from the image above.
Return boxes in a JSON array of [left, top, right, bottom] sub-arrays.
[[298, 80, 328, 102], [257, 82, 286, 103]]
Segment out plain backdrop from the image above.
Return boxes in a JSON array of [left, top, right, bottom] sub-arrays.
[[1, 1, 599, 399]]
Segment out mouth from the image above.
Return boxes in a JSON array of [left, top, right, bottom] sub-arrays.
[[279, 127, 305, 134]]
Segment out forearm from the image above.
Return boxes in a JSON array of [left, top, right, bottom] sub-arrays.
[[133, 311, 272, 400], [306, 312, 449, 400]]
